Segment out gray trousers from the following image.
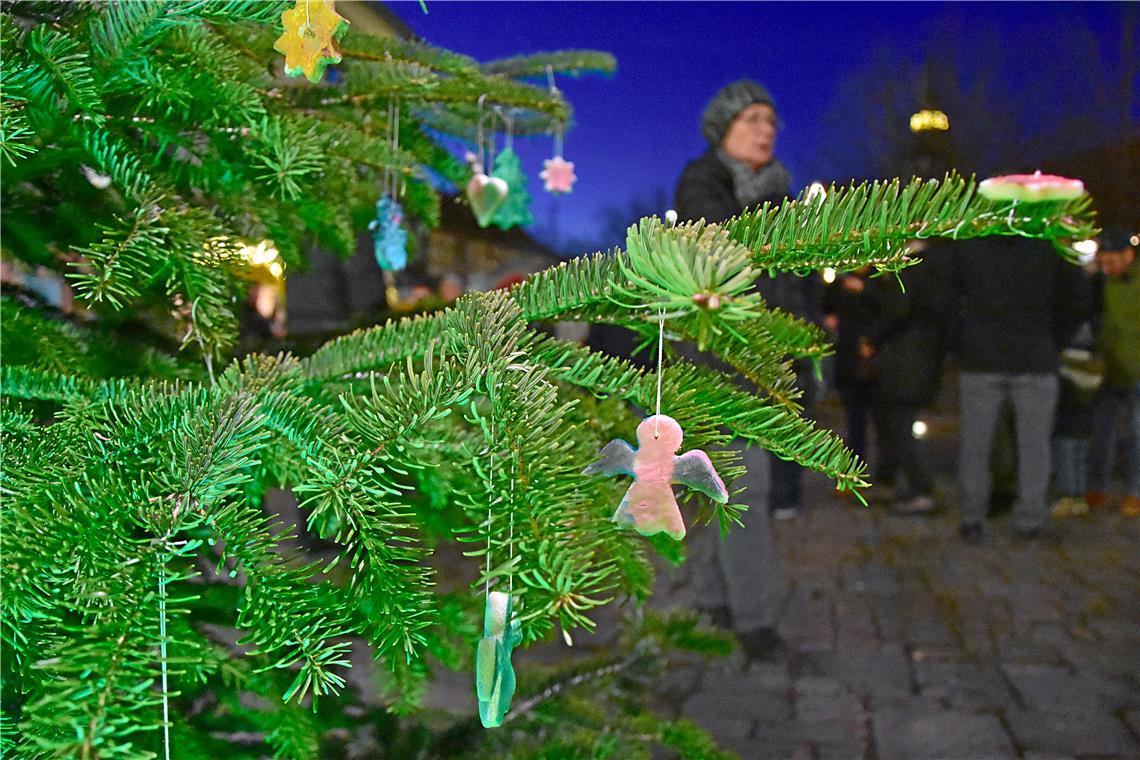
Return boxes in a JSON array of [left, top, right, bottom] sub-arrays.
[[958, 372, 1059, 530], [693, 444, 781, 631]]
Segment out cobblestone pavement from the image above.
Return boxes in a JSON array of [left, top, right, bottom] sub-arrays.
[[652, 473, 1140, 760]]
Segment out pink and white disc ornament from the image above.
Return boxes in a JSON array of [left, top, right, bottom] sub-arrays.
[[978, 171, 1084, 202]]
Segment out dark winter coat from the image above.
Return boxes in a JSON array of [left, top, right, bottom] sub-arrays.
[[823, 273, 876, 391], [674, 149, 821, 322], [951, 237, 1089, 374], [865, 244, 954, 407]]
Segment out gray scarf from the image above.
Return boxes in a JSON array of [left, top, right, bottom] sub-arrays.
[[716, 149, 792, 209]]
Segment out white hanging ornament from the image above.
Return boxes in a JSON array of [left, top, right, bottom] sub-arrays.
[[467, 168, 510, 228], [466, 99, 510, 227]]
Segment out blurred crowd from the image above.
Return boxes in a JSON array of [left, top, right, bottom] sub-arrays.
[[668, 79, 1138, 663]]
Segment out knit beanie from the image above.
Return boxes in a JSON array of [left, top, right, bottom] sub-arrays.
[[701, 80, 776, 146]]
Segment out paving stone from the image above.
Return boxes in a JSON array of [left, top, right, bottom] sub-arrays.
[[794, 689, 862, 723], [1003, 663, 1138, 713], [682, 687, 792, 724], [1005, 709, 1140, 757], [755, 717, 865, 760], [1126, 709, 1140, 737], [778, 584, 835, 652], [680, 696, 755, 742], [797, 645, 912, 697], [873, 710, 1016, 759], [790, 675, 845, 696], [913, 656, 1015, 711]]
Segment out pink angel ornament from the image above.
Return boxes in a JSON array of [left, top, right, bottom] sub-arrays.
[[583, 414, 728, 540]]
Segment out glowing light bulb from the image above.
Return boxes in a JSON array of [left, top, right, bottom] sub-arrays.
[[912, 420, 928, 439], [241, 240, 280, 266], [822, 267, 837, 284]]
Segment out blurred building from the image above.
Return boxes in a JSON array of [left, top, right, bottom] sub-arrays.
[[285, 197, 560, 335]]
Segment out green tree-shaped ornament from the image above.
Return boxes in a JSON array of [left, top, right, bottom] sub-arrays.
[[491, 147, 534, 230]]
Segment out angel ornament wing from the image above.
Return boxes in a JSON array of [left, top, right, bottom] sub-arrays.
[[582, 414, 728, 540]]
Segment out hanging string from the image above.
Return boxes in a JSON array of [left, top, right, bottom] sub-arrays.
[[545, 65, 564, 158], [393, 97, 401, 197], [475, 94, 488, 171], [508, 448, 515, 595], [385, 99, 393, 198], [654, 309, 664, 438], [485, 415, 494, 597], [157, 551, 171, 760], [503, 108, 515, 152], [486, 109, 497, 176]]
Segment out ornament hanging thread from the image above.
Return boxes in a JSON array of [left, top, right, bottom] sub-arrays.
[[474, 413, 521, 728], [466, 97, 510, 228], [369, 98, 408, 272]]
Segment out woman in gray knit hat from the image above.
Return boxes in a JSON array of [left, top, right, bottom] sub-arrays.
[[676, 79, 793, 221], [675, 80, 817, 663]]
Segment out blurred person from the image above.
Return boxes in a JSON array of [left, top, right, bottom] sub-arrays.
[[862, 241, 954, 514], [1085, 227, 1140, 516], [677, 79, 822, 525], [672, 79, 804, 662], [1049, 322, 1101, 517], [952, 236, 1089, 543], [822, 266, 875, 467]]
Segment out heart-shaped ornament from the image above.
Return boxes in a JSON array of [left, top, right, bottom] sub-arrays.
[[467, 173, 509, 228]]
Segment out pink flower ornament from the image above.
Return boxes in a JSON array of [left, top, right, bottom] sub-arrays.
[[540, 155, 576, 194]]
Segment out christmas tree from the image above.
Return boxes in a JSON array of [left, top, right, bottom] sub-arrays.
[[0, 2, 1096, 758]]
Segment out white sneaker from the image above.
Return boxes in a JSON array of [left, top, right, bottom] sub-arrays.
[[772, 507, 799, 521], [892, 495, 935, 515]]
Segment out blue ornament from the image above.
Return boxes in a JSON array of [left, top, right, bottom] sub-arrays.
[[368, 196, 408, 271]]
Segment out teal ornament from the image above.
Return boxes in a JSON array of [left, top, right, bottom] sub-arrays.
[[368, 196, 407, 271], [490, 148, 533, 230], [475, 591, 522, 728]]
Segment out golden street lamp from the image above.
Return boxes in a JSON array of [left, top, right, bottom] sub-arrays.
[[909, 109, 950, 133]]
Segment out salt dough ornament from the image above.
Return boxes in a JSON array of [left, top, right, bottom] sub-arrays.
[[540, 155, 576, 194], [583, 414, 728, 540], [273, 0, 349, 84], [978, 171, 1084, 203], [368, 196, 407, 271], [475, 591, 523, 728], [490, 148, 534, 230], [467, 170, 509, 228]]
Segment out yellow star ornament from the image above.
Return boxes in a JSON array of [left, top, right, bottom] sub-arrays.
[[273, 0, 349, 84]]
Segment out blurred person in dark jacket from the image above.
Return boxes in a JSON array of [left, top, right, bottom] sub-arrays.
[[862, 241, 954, 514], [822, 267, 876, 464], [952, 236, 1089, 542], [672, 79, 805, 662], [1085, 227, 1140, 516], [676, 80, 822, 525]]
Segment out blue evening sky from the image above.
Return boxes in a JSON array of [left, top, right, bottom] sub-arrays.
[[388, 2, 1131, 254]]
